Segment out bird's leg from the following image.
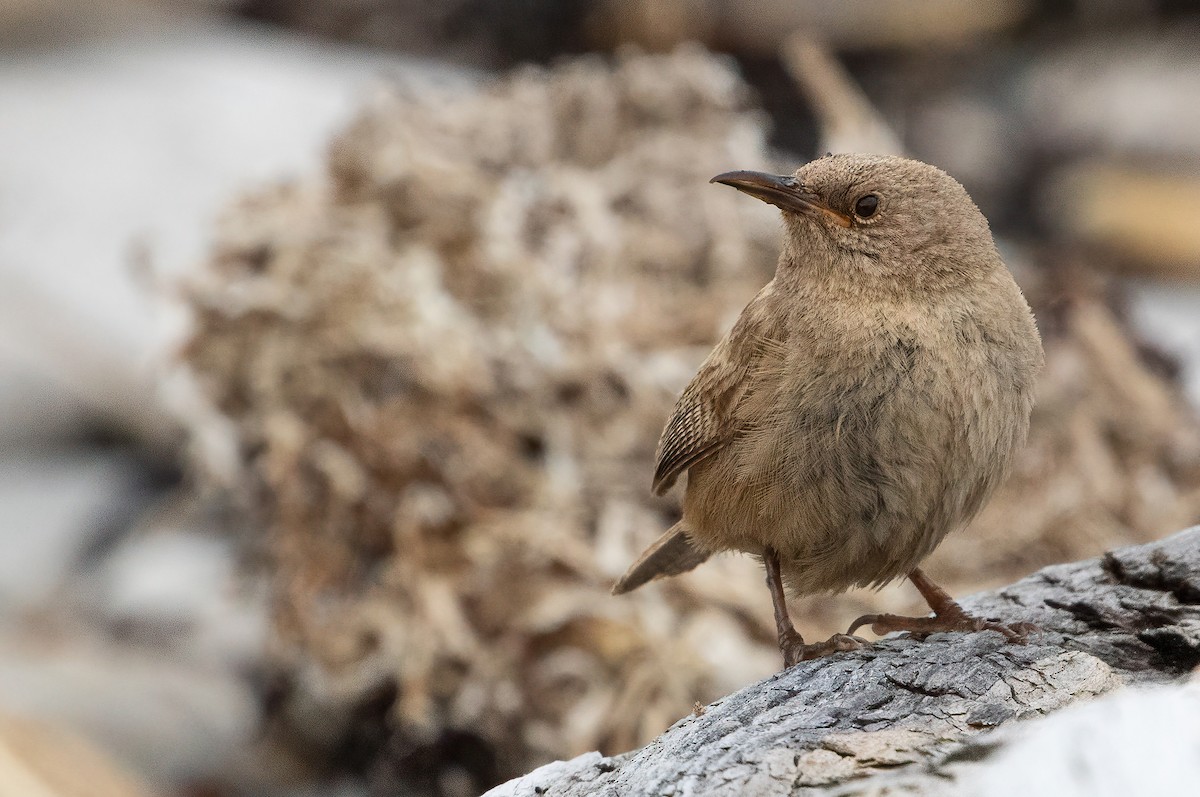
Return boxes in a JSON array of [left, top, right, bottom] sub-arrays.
[[847, 567, 1037, 641], [764, 546, 805, 662], [764, 547, 865, 667]]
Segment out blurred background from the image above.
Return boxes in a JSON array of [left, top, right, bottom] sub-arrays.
[[2, 1, 1199, 795]]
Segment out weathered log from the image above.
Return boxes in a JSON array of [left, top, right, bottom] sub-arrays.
[[486, 526, 1200, 796]]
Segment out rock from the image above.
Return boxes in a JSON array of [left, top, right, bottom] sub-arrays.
[[1019, 27, 1200, 159], [0, 458, 270, 790], [0, 447, 144, 610], [1126, 280, 1200, 409], [0, 10, 475, 447], [0, 623, 260, 788], [91, 521, 269, 672]]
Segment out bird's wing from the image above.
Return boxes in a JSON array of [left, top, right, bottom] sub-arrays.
[[652, 288, 785, 496]]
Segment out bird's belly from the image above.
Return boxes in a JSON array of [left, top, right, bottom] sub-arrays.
[[685, 459, 930, 594], [682, 382, 1017, 595]]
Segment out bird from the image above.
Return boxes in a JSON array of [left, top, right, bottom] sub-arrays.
[[613, 154, 1044, 668]]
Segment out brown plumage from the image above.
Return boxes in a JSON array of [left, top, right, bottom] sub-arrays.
[[614, 154, 1044, 667]]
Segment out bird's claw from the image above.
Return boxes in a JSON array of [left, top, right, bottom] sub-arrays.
[[780, 631, 869, 668], [848, 611, 1037, 643]]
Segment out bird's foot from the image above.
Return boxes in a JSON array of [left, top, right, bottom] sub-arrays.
[[847, 604, 1037, 643], [780, 629, 868, 668]]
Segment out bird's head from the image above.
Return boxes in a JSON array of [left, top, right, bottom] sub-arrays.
[[711, 154, 1000, 291]]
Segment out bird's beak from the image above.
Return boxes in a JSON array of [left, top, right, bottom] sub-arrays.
[[710, 170, 852, 228]]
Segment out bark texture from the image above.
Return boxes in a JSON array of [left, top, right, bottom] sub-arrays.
[[486, 527, 1200, 796]]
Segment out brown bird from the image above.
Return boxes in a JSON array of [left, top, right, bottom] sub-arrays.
[[613, 154, 1044, 668]]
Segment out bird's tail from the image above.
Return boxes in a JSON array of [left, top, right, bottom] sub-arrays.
[[611, 522, 710, 595]]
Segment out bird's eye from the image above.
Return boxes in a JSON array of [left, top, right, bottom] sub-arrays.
[[854, 194, 880, 219]]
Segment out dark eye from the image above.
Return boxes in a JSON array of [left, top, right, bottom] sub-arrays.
[[854, 194, 879, 219]]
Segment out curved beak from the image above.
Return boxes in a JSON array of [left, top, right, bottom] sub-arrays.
[[710, 170, 851, 228]]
